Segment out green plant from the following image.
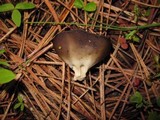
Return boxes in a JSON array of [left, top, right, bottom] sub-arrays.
[[149, 55, 160, 81], [148, 111, 160, 120], [14, 94, 25, 111], [74, 0, 96, 12], [151, 72, 160, 80], [130, 91, 151, 109], [0, 2, 35, 27], [133, 4, 140, 23], [156, 96, 160, 107], [130, 91, 160, 119], [124, 5, 141, 43], [130, 91, 144, 108], [125, 30, 140, 42], [154, 55, 160, 65], [0, 49, 16, 84], [154, 55, 160, 70], [143, 8, 151, 17]]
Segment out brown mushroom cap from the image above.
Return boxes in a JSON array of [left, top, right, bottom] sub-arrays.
[[53, 30, 112, 81]]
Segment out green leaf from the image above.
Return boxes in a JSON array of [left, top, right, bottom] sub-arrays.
[[15, 2, 35, 10], [20, 103, 24, 111], [74, 0, 84, 9], [156, 97, 160, 107], [155, 73, 160, 78], [125, 30, 137, 40], [136, 102, 143, 108], [154, 55, 159, 64], [11, 9, 21, 27], [14, 102, 22, 110], [0, 60, 9, 66], [145, 9, 151, 17], [84, 2, 96, 12], [0, 49, 5, 54], [0, 3, 14, 12], [134, 4, 140, 16], [148, 111, 160, 120], [132, 35, 140, 42], [130, 91, 143, 104], [18, 95, 23, 103], [0, 67, 15, 84]]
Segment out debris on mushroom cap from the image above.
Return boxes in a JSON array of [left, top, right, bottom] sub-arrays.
[[53, 29, 112, 81]]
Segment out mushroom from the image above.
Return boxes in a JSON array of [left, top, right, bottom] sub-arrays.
[[53, 30, 112, 81]]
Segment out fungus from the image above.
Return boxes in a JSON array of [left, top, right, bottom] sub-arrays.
[[53, 30, 112, 81]]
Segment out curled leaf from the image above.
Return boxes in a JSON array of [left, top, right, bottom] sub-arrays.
[[119, 37, 128, 49], [133, 78, 141, 87]]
